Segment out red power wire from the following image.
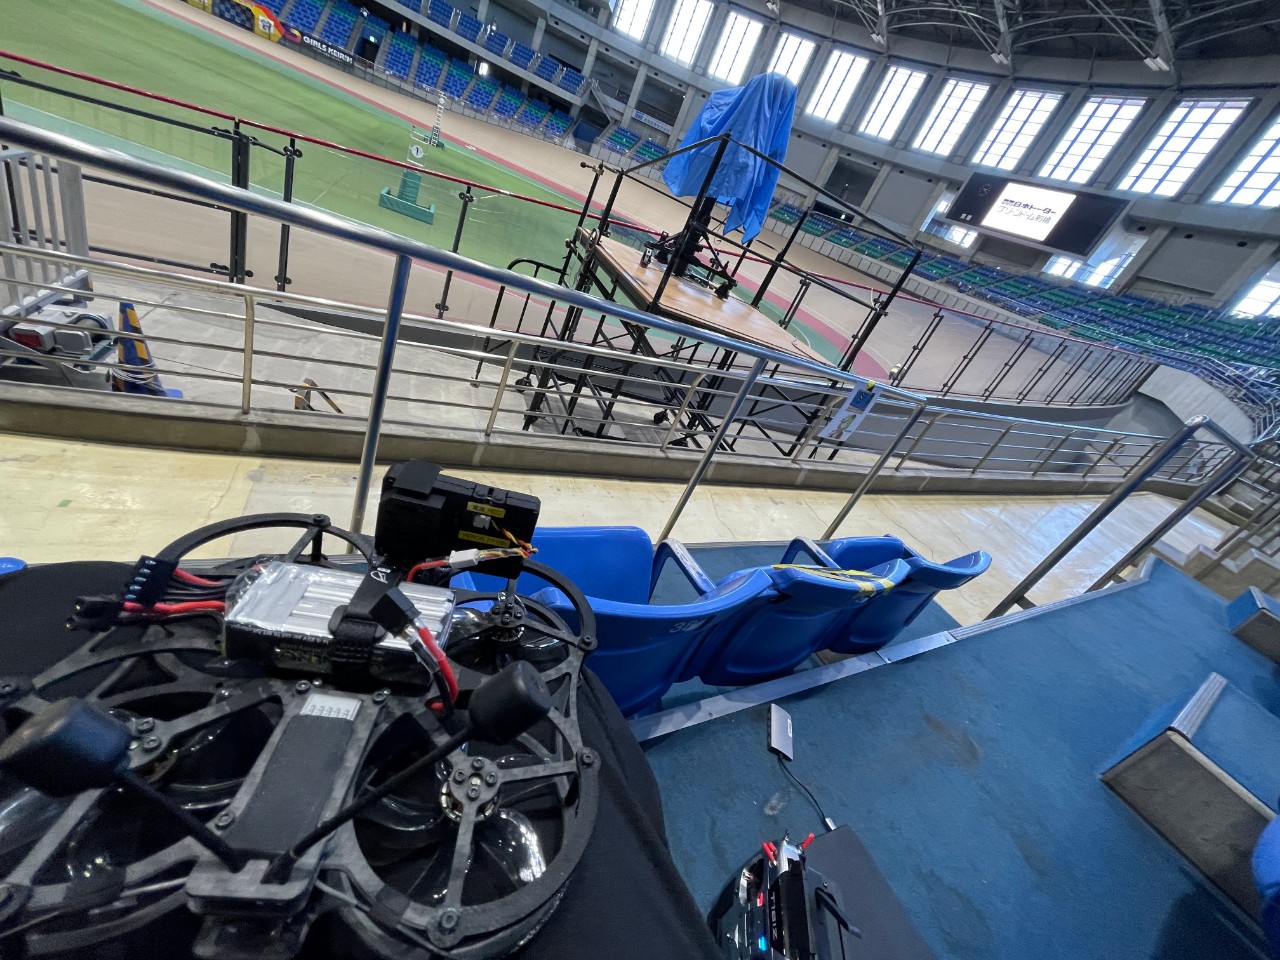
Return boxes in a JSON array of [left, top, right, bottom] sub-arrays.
[[406, 559, 448, 583], [122, 600, 226, 616], [417, 625, 459, 705], [173, 568, 225, 588]]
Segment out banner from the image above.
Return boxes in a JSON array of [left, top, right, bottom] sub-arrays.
[[299, 33, 356, 65]]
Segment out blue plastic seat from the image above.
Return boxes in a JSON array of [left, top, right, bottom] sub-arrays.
[[1255, 799, 1280, 958], [691, 557, 912, 686], [462, 527, 773, 716], [815, 535, 991, 653]]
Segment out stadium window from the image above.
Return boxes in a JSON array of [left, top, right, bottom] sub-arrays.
[[659, 0, 713, 66], [1213, 115, 1280, 208], [768, 31, 815, 86], [970, 89, 1063, 171], [1039, 96, 1146, 185], [858, 65, 928, 141], [920, 194, 977, 248], [707, 11, 764, 84], [912, 78, 990, 156], [612, 0, 655, 41], [1233, 264, 1280, 317], [1119, 98, 1250, 198], [805, 49, 870, 123]]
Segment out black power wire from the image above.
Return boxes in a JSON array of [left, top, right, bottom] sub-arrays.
[[776, 755, 836, 832]]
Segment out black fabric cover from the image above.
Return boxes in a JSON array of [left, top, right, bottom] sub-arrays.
[[0, 562, 720, 960]]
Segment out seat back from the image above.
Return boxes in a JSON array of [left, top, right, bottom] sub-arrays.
[[828, 549, 991, 653], [692, 560, 911, 686], [531, 568, 775, 716], [463, 526, 656, 602]]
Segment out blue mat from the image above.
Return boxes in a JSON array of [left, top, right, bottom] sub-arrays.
[[644, 560, 1274, 960]]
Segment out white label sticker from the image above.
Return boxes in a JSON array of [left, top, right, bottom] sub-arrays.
[[300, 692, 361, 721]]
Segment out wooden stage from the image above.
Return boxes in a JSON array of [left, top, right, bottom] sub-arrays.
[[576, 228, 827, 365]]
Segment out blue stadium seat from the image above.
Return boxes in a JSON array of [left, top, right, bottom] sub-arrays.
[[426, 0, 454, 28], [559, 68, 585, 94], [1255, 816, 1280, 960], [543, 110, 572, 138], [383, 33, 416, 80], [492, 86, 523, 120], [285, 0, 326, 36], [455, 12, 483, 42], [515, 100, 548, 129], [509, 42, 536, 70], [534, 57, 561, 82], [815, 536, 991, 652], [461, 526, 774, 716], [483, 29, 509, 57], [441, 60, 473, 98], [319, 1, 358, 47], [465, 79, 498, 112], [691, 558, 913, 686]]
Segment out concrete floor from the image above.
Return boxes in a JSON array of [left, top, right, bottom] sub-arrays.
[[0, 432, 1231, 625]]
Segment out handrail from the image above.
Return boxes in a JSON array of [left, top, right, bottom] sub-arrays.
[[0, 119, 853, 381], [0, 118, 933, 540], [985, 415, 1254, 618]]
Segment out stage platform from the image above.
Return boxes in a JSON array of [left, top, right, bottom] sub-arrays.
[[575, 228, 827, 365]]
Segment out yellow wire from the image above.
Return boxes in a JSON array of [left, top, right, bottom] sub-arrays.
[[770, 564, 897, 592]]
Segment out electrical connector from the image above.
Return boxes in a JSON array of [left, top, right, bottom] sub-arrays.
[[67, 595, 124, 631], [122, 556, 178, 606]]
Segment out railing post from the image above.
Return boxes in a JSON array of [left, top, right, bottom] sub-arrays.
[[1031, 430, 1076, 476], [349, 254, 412, 535], [823, 400, 928, 538], [275, 137, 299, 292], [893, 411, 941, 471], [1088, 451, 1254, 590], [228, 121, 250, 284], [436, 185, 474, 318], [240, 293, 255, 415], [985, 416, 1209, 619], [483, 340, 519, 437], [970, 423, 1015, 474], [839, 249, 922, 371], [659, 357, 766, 541]]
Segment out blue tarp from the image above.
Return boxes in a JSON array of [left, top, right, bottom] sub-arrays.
[[662, 72, 796, 245]]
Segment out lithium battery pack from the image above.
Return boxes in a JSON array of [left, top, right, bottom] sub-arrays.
[[224, 561, 455, 685]]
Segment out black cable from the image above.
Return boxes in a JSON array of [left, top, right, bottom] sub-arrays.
[[776, 754, 835, 832]]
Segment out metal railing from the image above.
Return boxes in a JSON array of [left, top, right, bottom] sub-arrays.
[[0, 119, 1246, 565], [986, 415, 1254, 617], [0, 54, 1164, 414]]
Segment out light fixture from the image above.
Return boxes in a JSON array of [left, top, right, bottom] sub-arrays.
[[990, 51, 1009, 65], [1143, 56, 1169, 71], [766, 0, 779, 12], [478, 61, 491, 76], [870, 31, 884, 45]]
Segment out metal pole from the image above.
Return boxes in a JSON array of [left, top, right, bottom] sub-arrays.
[[840, 249, 922, 371], [823, 400, 928, 538], [483, 340, 519, 437], [986, 416, 1209, 619], [349, 254, 412, 535], [228, 122, 250, 284], [659, 356, 766, 541], [653, 136, 730, 307], [1088, 452, 1253, 591], [436, 185, 474, 318], [752, 208, 808, 309], [240, 294, 255, 415], [275, 138, 298, 292]]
